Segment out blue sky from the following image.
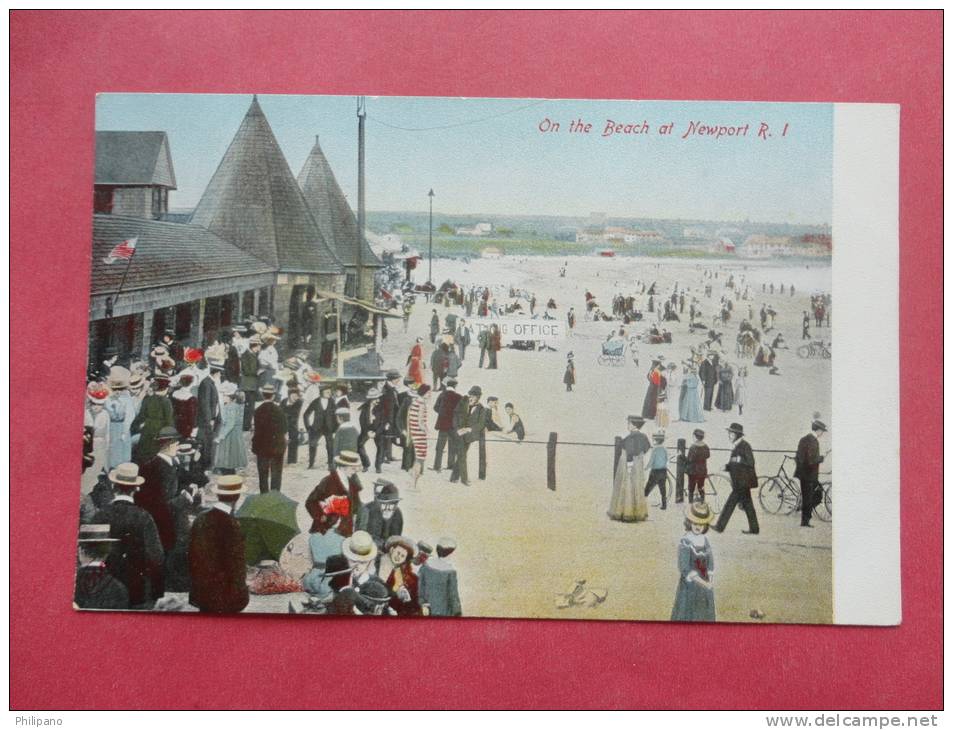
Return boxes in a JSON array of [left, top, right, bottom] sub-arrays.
[[96, 94, 832, 224]]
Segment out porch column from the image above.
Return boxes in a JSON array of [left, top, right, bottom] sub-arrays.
[[191, 298, 206, 347], [140, 309, 154, 360], [252, 289, 261, 318]]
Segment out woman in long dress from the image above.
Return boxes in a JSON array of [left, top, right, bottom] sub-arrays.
[[608, 416, 650, 522], [408, 385, 431, 490], [715, 362, 735, 412], [641, 361, 666, 419], [733, 366, 748, 416], [679, 367, 705, 423], [671, 502, 716, 622], [213, 385, 247, 474], [407, 338, 425, 386]]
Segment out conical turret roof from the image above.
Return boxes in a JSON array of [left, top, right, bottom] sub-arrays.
[[190, 97, 342, 274], [298, 135, 380, 269]]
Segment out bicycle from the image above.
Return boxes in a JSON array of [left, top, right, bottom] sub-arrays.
[[796, 340, 832, 359], [758, 454, 832, 522]]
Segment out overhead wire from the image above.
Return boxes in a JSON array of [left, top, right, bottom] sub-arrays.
[[365, 99, 546, 132]]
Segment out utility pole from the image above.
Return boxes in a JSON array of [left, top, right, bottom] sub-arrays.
[[428, 188, 435, 284], [357, 96, 366, 300]]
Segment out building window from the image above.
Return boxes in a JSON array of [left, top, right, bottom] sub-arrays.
[[151, 187, 168, 219], [94, 187, 114, 214], [345, 273, 357, 297]]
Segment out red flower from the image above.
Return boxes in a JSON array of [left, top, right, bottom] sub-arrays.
[[321, 495, 351, 517]]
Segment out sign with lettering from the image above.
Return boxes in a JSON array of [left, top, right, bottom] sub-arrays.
[[470, 317, 565, 346]]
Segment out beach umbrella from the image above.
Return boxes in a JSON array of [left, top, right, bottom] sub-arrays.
[[236, 492, 300, 565]]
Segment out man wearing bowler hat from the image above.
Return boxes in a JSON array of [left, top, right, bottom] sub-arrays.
[[188, 475, 249, 613], [712, 423, 759, 535], [449, 386, 487, 486], [74, 524, 130, 610], [253, 383, 287, 493], [795, 418, 828, 527], [356, 479, 404, 553], [135, 426, 184, 555], [432, 378, 462, 473], [93, 462, 165, 608], [376, 371, 402, 469]]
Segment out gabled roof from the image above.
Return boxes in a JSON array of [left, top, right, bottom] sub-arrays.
[[298, 136, 381, 269], [189, 96, 343, 275], [90, 214, 274, 296], [95, 131, 177, 188]]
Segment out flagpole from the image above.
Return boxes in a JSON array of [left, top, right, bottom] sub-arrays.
[[106, 243, 138, 346]]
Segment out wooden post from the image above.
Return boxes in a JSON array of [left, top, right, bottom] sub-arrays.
[[676, 437, 687, 503], [547, 431, 558, 491], [140, 309, 154, 360]]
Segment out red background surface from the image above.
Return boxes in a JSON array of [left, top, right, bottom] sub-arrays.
[[10, 11, 942, 710]]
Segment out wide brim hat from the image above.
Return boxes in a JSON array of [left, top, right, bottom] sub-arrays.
[[726, 422, 744, 436], [107, 366, 131, 390], [811, 420, 828, 432], [356, 577, 392, 604], [334, 450, 361, 467], [416, 384, 431, 397], [78, 524, 119, 543], [342, 530, 378, 563], [323, 553, 351, 576], [436, 537, 457, 552], [219, 382, 238, 397], [374, 481, 400, 503], [247, 335, 263, 347], [365, 388, 382, 400], [250, 321, 268, 335], [260, 384, 277, 395], [384, 535, 417, 558], [108, 462, 145, 486], [685, 501, 715, 526], [86, 383, 111, 405], [212, 474, 247, 496], [128, 372, 145, 389]]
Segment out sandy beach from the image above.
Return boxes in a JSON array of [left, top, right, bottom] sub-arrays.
[[237, 254, 833, 624]]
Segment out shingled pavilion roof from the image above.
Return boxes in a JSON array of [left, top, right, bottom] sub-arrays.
[[90, 214, 274, 296], [298, 136, 381, 269], [189, 96, 343, 275], [95, 131, 177, 188]]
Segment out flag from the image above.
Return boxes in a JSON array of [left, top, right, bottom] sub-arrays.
[[102, 237, 137, 264]]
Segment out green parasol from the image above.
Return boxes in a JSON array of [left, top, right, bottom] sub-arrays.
[[236, 491, 300, 565]]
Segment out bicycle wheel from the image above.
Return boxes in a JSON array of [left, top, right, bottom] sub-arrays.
[[704, 474, 729, 514], [758, 477, 788, 514], [814, 481, 832, 522], [796, 344, 810, 359]]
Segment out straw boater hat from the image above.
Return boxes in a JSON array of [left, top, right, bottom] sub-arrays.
[[627, 415, 646, 427], [685, 501, 715, 526], [128, 370, 145, 391], [107, 366, 131, 391], [342, 530, 378, 563], [365, 387, 382, 400], [436, 537, 457, 553], [334, 451, 361, 468], [213, 474, 247, 496], [78, 524, 118, 543], [86, 382, 111, 405], [219, 381, 238, 398], [652, 429, 666, 442], [385, 535, 416, 558], [260, 384, 276, 396], [247, 335, 263, 347], [108, 462, 145, 487], [726, 422, 744, 437], [177, 440, 197, 457], [250, 321, 268, 335]]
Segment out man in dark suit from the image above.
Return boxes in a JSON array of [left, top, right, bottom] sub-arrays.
[[303, 384, 336, 469], [92, 462, 165, 608], [196, 359, 223, 470], [252, 384, 287, 493], [699, 353, 718, 411], [74, 524, 130, 610], [225, 326, 246, 385], [188, 475, 249, 613], [396, 377, 418, 471], [449, 386, 487, 486], [375, 371, 402, 471], [304, 451, 363, 537], [712, 423, 759, 535], [135, 427, 182, 554], [240, 337, 262, 431], [432, 379, 462, 472], [357, 389, 380, 471], [355, 480, 403, 552], [280, 387, 304, 465], [795, 419, 828, 527]]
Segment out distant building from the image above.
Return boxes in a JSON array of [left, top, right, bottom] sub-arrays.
[[481, 246, 503, 258], [94, 131, 176, 219], [623, 230, 665, 245], [740, 233, 831, 258], [709, 237, 736, 254], [682, 226, 708, 239], [455, 222, 493, 236]]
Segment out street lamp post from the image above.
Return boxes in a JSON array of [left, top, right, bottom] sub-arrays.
[[428, 188, 435, 284]]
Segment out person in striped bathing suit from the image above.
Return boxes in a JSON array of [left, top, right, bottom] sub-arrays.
[[408, 384, 432, 490]]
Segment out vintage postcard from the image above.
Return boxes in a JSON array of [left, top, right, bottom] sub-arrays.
[[76, 93, 899, 624]]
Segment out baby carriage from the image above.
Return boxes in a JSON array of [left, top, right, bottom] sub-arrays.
[[598, 337, 639, 367]]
